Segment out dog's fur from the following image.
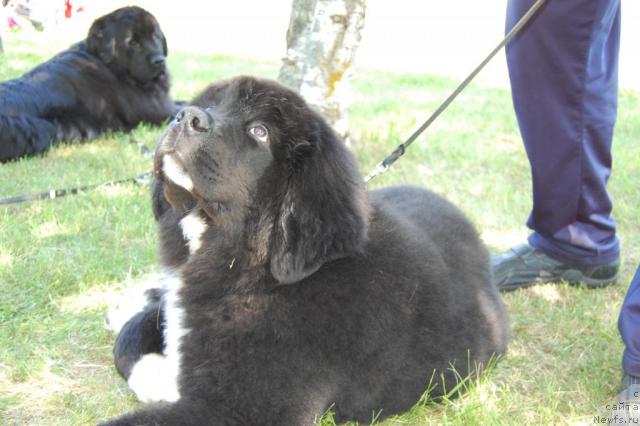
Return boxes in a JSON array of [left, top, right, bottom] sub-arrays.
[[0, 6, 177, 162], [103, 76, 509, 425]]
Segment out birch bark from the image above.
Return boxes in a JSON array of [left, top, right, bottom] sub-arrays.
[[279, 0, 366, 143]]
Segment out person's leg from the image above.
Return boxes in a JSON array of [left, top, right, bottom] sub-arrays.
[[494, 0, 621, 290], [619, 266, 640, 387]]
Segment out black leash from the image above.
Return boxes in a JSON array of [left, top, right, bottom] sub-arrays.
[[0, 137, 154, 205], [364, 0, 548, 182], [0, 172, 152, 205]]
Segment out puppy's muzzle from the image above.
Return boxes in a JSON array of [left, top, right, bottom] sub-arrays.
[[154, 106, 212, 185]]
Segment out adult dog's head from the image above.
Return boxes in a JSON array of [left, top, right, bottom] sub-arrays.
[[155, 76, 370, 285], [87, 6, 167, 85]]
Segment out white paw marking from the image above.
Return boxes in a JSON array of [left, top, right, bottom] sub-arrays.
[[128, 353, 180, 403], [180, 211, 207, 254], [163, 155, 193, 191], [106, 274, 162, 335]]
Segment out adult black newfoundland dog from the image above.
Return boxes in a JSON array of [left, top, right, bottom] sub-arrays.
[[0, 6, 177, 162], [103, 76, 509, 425]]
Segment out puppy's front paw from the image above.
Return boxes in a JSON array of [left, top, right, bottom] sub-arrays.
[[127, 353, 180, 403]]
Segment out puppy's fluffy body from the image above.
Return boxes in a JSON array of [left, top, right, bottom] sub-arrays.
[[104, 77, 509, 425]]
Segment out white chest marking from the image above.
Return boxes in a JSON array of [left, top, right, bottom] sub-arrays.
[[180, 211, 207, 254], [163, 155, 194, 191]]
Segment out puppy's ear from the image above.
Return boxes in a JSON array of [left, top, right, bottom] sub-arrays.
[[270, 118, 369, 285], [87, 16, 116, 63]]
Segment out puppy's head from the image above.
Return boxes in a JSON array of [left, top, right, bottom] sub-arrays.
[[155, 76, 369, 285], [87, 6, 168, 85]]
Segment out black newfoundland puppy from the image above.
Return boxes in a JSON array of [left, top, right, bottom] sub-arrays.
[[103, 76, 509, 425], [0, 6, 177, 162]]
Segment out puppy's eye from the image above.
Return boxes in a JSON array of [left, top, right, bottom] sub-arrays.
[[249, 125, 269, 143], [128, 38, 139, 47]]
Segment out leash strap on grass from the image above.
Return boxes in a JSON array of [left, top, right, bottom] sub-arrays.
[[0, 172, 152, 205], [364, 0, 548, 183], [0, 137, 153, 205]]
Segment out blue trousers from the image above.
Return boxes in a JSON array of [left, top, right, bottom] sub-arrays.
[[506, 0, 621, 266], [619, 266, 640, 377]]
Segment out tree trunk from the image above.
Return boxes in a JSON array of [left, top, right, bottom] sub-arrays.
[[278, 0, 366, 143]]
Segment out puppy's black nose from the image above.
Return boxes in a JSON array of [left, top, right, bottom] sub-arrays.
[[176, 106, 211, 133], [150, 54, 165, 66]]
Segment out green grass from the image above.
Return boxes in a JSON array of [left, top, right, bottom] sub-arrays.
[[1, 31, 639, 425]]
